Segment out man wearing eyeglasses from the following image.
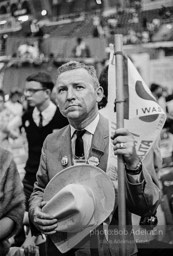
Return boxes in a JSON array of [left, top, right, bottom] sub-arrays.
[[14, 71, 68, 249]]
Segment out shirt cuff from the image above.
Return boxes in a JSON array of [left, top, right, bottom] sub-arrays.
[[126, 172, 144, 183]]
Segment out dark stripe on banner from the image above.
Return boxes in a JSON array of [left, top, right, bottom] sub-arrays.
[[123, 56, 129, 119]]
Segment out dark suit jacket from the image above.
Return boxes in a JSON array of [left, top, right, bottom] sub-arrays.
[[29, 114, 160, 256]]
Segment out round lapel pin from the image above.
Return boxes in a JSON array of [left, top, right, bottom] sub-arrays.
[[25, 120, 30, 127], [88, 156, 99, 166], [61, 156, 68, 167]]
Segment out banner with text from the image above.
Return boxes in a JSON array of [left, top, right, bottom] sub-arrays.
[[100, 45, 166, 178]]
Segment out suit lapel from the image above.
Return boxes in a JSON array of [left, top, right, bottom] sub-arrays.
[[89, 114, 109, 171], [57, 115, 109, 172], [57, 125, 73, 169]]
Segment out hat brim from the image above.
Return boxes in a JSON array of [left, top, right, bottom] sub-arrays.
[[43, 164, 115, 253]]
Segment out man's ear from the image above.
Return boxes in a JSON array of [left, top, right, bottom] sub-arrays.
[[96, 86, 104, 103], [56, 99, 59, 107], [51, 87, 59, 106], [45, 89, 51, 97], [54, 95, 59, 107]]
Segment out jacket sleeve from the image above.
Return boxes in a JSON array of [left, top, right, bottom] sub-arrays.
[[0, 150, 25, 239], [125, 141, 161, 217], [29, 139, 49, 234]]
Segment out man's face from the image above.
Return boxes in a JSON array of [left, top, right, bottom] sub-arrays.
[[55, 68, 102, 123], [24, 81, 47, 107]]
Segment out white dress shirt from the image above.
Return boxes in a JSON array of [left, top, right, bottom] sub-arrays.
[[71, 114, 99, 161], [71, 113, 143, 182], [33, 101, 56, 127]]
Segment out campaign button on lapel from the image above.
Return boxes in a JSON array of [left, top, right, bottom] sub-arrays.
[[61, 156, 68, 167], [88, 156, 99, 166], [25, 120, 30, 127]]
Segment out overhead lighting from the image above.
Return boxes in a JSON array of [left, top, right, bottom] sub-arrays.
[[41, 10, 47, 16], [166, 24, 172, 30], [0, 20, 7, 25], [3, 34, 8, 39], [96, 0, 102, 4], [17, 15, 29, 22]]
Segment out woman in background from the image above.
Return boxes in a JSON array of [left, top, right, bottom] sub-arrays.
[[0, 147, 25, 256]]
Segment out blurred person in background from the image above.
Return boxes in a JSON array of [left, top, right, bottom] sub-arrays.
[[92, 15, 105, 37], [0, 89, 21, 150], [0, 147, 25, 256], [72, 37, 91, 58], [22, 71, 68, 210], [150, 83, 167, 113], [5, 88, 24, 140], [5, 88, 23, 117], [163, 89, 173, 135], [13, 71, 68, 252]]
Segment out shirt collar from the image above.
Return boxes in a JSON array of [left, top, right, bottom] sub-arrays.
[[70, 114, 99, 138], [34, 101, 56, 120]]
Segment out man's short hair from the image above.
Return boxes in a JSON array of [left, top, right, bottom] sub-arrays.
[[77, 37, 82, 44], [150, 83, 161, 93], [57, 61, 99, 88], [26, 71, 54, 91], [10, 87, 22, 98], [98, 65, 108, 109], [99, 65, 108, 98]]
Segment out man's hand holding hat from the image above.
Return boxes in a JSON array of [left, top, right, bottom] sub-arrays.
[[41, 165, 115, 253], [32, 201, 58, 235]]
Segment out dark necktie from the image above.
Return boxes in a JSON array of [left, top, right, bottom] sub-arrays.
[[39, 112, 43, 128], [75, 130, 86, 158]]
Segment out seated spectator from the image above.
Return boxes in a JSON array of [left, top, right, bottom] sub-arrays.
[[0, 89, 20, 149], [0, 147, 25, 256], [150, 83, 167, 112], [5, 88, 23, 117], [17, 42, 32, 59], [72, 37, 91, 58], [5, 88, 23, 140], [17, 41, 41, 65], [92, 15, 105, 37]]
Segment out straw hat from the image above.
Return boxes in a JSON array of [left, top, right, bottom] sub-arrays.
[[42, 164, 115, 253]]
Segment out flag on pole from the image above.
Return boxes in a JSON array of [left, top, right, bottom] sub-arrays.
[[100, 45, 166, 180]]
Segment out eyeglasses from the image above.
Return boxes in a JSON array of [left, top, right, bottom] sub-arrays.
[[24, 88, 46, 96]]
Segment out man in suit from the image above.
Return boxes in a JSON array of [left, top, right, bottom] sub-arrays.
[[72, 37, 91, 58], [29, 61, 160, 255], [22, 71, 68, 210], [14, 72, 68, 249]]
